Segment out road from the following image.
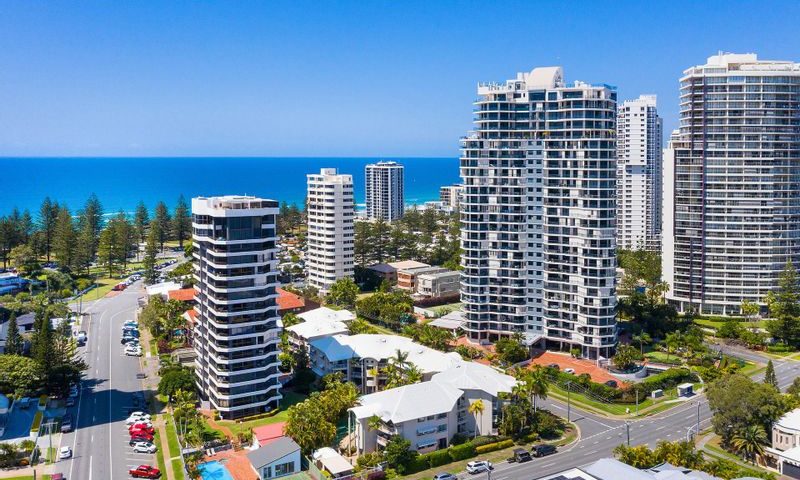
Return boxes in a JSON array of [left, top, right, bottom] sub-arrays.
[[57, 280, 153, 480], [489, 347, 800, 479]]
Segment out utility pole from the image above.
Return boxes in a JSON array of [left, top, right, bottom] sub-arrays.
[[635, 390, 639, 416], [696, 402, 700, 437], [566, 382, 571, 422], [625, 421, 630, 446]]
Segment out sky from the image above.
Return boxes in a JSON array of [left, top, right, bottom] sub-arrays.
[[1, 1, 798, 157]]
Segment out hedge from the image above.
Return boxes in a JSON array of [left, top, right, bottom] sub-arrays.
[[427, 449, 451, 468], [30, 411, 43, 433], [449, 442, 477, 461], [475, 439, 514, 454], [405, 456, 430, 474]]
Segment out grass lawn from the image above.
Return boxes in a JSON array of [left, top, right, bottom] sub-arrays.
[[702, 435, 773, 477], [164, 415, 181, 458], [75, 276, 118, 302], [547, 381, 700, 418], [738, 360, 764, 377], [357, 316, 397, 335], [153, 421, 167, 476], [430, 302, 463, 315], [172, 458, 186, 480], [215, 391, 308, 438], [644, 351, 683, 365], [694, 318, 767, 330]]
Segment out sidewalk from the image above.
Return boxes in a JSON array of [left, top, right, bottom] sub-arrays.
[[139, 317, 176, 480], [0, 464, 52, 478]]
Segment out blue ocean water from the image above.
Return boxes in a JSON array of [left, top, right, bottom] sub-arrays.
[[0, 157, 459, 215]]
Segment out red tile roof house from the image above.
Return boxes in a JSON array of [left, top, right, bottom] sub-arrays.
[[278, 288, 318, 315], [168, 287, 196, 303], [252, 422, 287, 447]]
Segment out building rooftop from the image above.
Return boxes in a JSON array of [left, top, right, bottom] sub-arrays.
[[312, 447, 353, 476], [776, 407, 800, 432], [310, 334, 462, 374], [298, 307, 355, 324], [418, 269, 460, 280], [246, 436, 300, 469], [145, 281, 182, 297], [389, 260, 430, 270], [287, 317, 349, 342], [427, 311, 465, 331], [252, 422, 286, 447], [350, 380, 463, 424], [168, 288, 196, 302], [192, 195, 278, 211], [536, 458, 731, 480], [277, 288, 305, 311], [431, 361, 516, 398]]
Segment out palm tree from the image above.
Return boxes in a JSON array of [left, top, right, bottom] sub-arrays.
[[390, 349, 410, 370], [731, 425, 767, 465], [467, 400, 485, 439], [526, 366, 549, 412], [664, 331, 683, 362], [405, 365, 423, 384], [632, 332, 652, 355]]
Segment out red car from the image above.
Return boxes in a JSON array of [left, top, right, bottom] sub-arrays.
[[130, 434, 154, 444], [129, 465, 161, 478], [129, 426, 155, 436]]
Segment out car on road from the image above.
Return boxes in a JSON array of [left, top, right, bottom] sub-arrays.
[[509, 448, 532, 463], [61, 414, 74, 433], [59, 446, 73, 459], [433, 473, 457, 480], [130, 412, 151, 420], [132, 442, 157, 454], [563, 368, 576, 374], [531, 444, 557, 457], [51, 474, 64, 480], [129, 465, 161, 478], [465, 461, 492, 474]]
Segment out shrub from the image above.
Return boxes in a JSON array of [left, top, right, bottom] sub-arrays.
[[427, 449, 451, 468], [404, 456, 430, 474], [449, 442, 476, 461], [472, 435, 509, 447], [767, 344, 796, 353], [475, 439, 514, 454]]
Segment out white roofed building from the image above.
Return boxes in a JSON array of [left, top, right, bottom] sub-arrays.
[[308, 334, 462, 392], [285, 307, 354, 349]]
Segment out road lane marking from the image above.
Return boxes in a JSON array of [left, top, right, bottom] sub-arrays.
[[89, 455, 93, 480]]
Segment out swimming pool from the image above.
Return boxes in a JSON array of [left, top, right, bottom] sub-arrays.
[[198, 461, 235, 480]]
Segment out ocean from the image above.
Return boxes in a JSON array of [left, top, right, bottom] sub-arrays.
[[0, 157, 460, 215]]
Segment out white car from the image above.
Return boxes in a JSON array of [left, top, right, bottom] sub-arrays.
[[125, 346, 143, 357], [129, 412, 151, 420], [564, 368, 576, 374], [132, 442, 157, 454], [59, 446, 73, 459], [466, 461, 492, 475], [126, 416, 151, 425]]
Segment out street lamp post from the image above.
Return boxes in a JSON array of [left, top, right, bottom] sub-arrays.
[[566, 381, 571, 422], [625, 421, 630, 446]]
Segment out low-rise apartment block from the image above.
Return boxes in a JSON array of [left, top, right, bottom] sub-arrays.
[[308, 333, 462, 392], [416, 269, 460, 299], [349, 360, 515, 454]]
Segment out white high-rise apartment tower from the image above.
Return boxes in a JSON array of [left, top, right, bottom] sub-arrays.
[[616, 95, 663, 251], [306, 168, 355, 295], [663, 53, 800, 315], [365, 161, 404, 221], [191, 196, 282, 419], [460, 66, 617, 359]]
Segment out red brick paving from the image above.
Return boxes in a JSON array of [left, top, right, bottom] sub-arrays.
[[530, 351, 622, 386]]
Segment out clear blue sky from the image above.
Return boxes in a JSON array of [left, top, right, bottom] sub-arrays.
[[1, 1, 798, 157]]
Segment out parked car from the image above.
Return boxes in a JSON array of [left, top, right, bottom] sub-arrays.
[[126, 416, 150, 425], [129, 465, 161, 478], [130, 426, 155, 436], [61, 414, 74, 433], [509, 448, 531, 463], [563, 368, 576, 374], [125, 346, 143, 357], [129, 412, 151, 420], [59, 446, 73, 459], [51, 474, 64, 480], [604, 380, 618, 388], [433, 473, 457, 480], [465, 461, 492, 474], [132, 442, 157, 454], [531, 444, 557, 457], [130, 434, 154, 444], [129, 421, 153, 430], [547, 363, 560, 370]]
